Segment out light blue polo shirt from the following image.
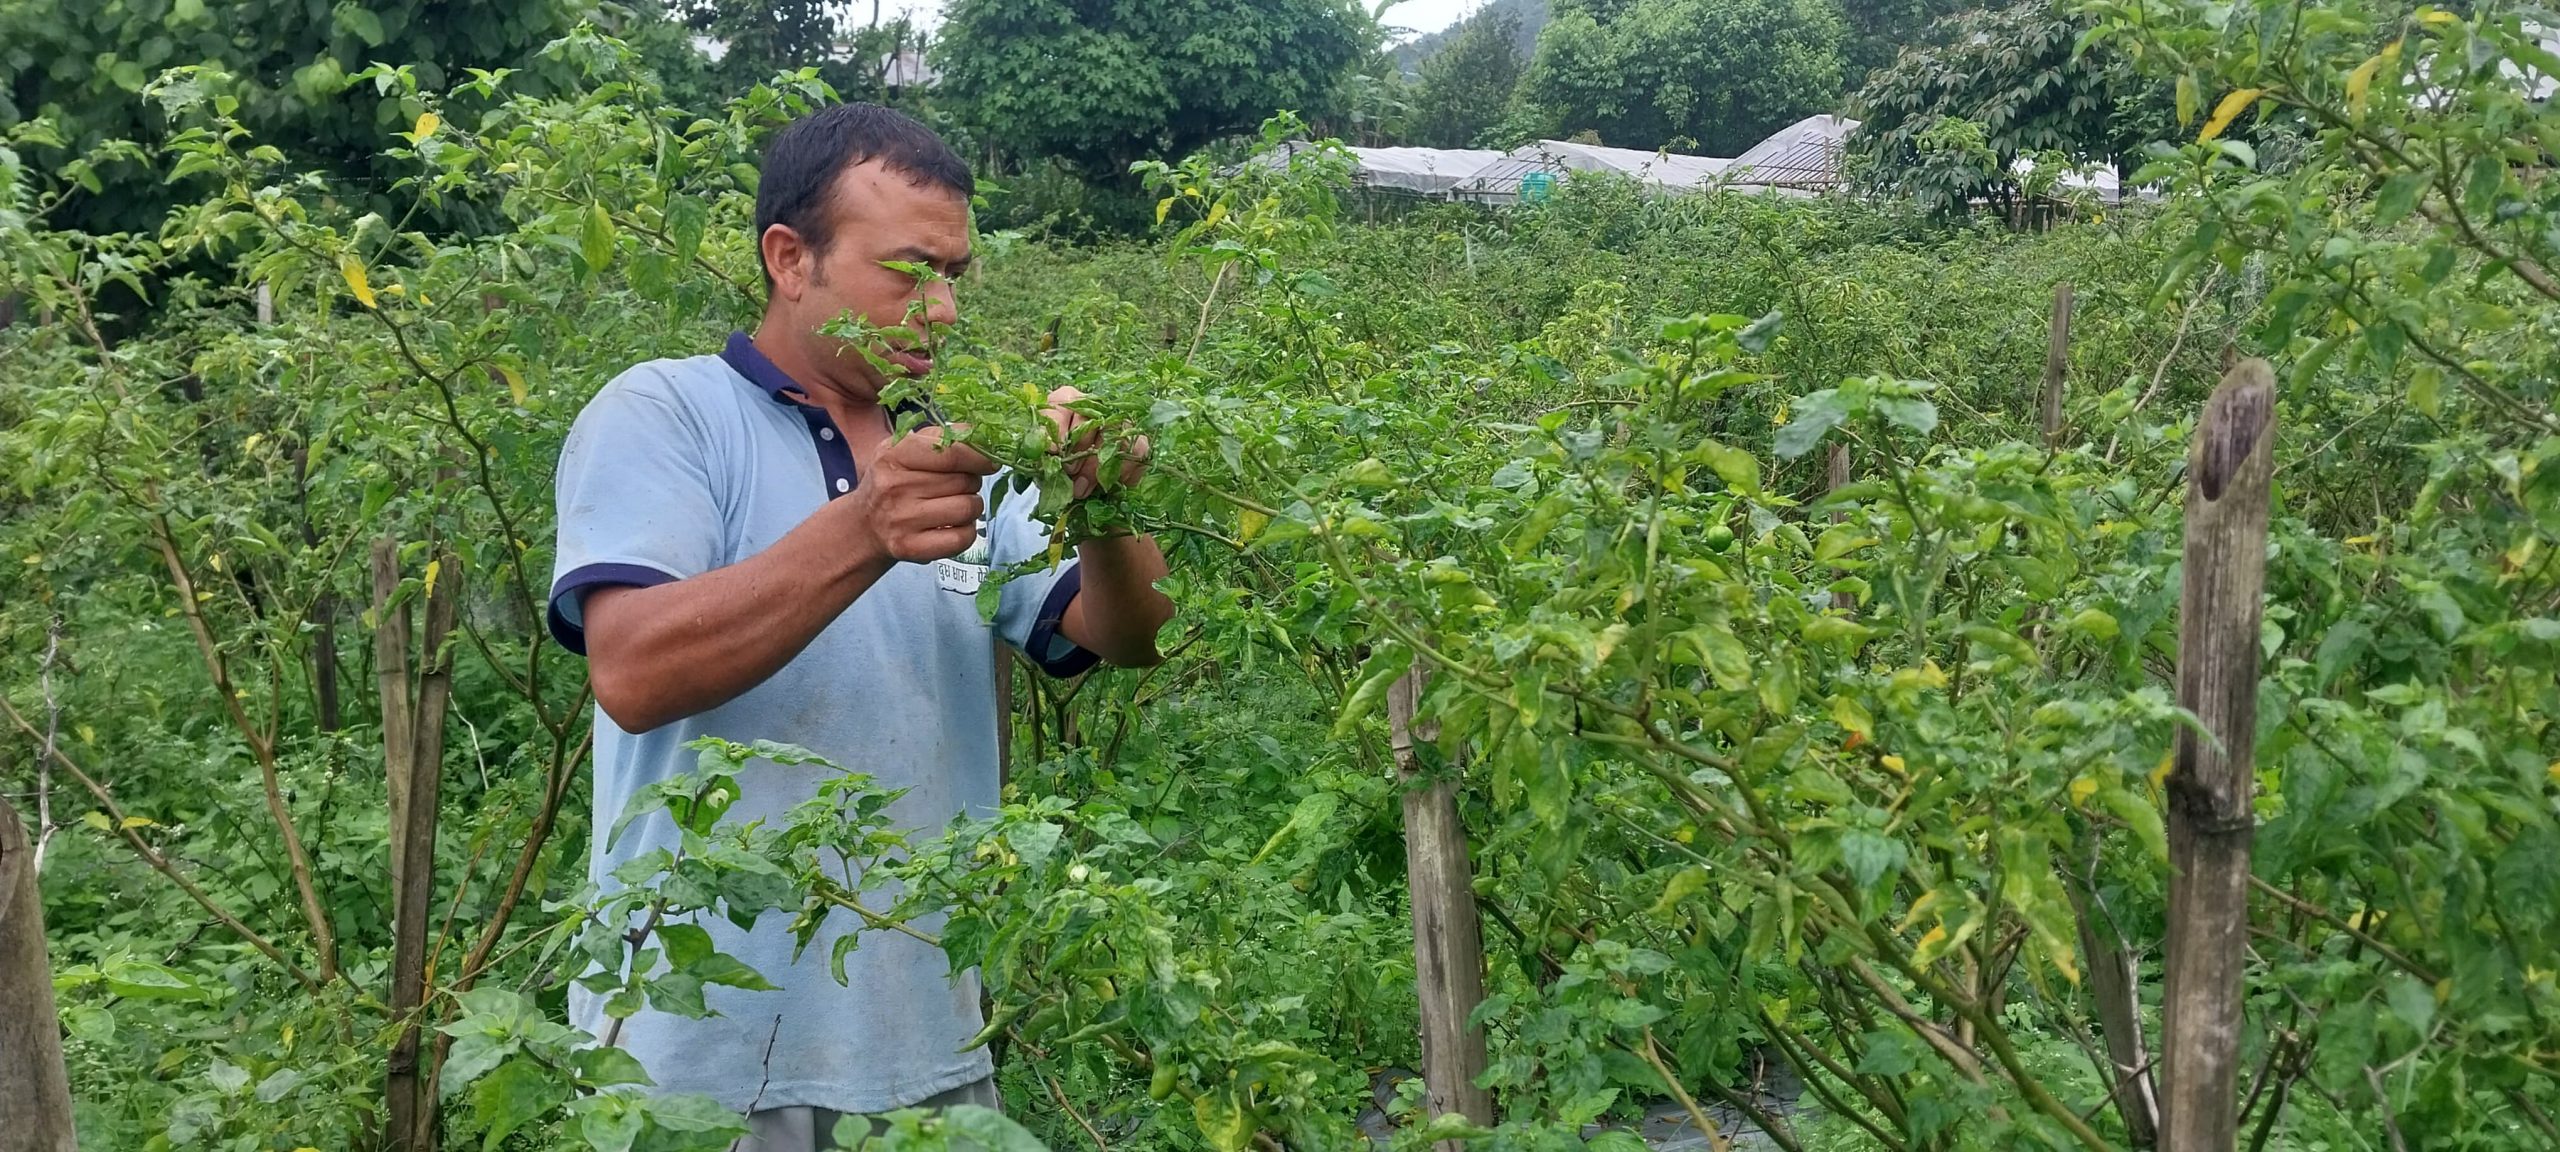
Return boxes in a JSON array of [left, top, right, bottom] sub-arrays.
[[547, 332, 1093, 1113]]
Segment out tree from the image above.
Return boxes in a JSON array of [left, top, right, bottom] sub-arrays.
[[0, 0, 588, 231], [1410, 7, 1525, 147], [1847, 0, 2175, 213], [931, 0, 1374, 179], [1834, 0, 1974, 87], [1514, 0, 1847, 156]]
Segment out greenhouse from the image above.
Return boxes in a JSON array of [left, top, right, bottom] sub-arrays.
[[1245, 141, 1505, 195], [1450, 138, 1735, 202]]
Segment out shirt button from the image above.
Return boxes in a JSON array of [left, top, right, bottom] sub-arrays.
[[834, 477, 850, 493], [820, 427, 835, 440]]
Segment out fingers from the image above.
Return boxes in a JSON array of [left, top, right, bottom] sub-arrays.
[[893, 425, 1000, 476], [905, 492, 984, 532]]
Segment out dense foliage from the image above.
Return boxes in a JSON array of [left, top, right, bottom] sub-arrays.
[[1513, 0, 1849, 155], [931, 0, 1375, 180], [1408, 7, 1527, 149], [0, 0, 588, 231], [1848, 0, 2174, 214], [8, 3, 2560, 1152]]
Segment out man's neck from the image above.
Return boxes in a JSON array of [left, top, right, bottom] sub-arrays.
[[752, 323, 883, 422]]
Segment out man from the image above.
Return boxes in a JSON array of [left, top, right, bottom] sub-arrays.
[[546, 103, 1173, 1148]]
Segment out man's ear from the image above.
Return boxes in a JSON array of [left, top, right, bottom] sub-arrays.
[[761, 224, 808, 302]]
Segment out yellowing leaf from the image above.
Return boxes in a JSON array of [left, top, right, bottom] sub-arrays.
[[119, 815, 155, 829], [242, 433, 264, 454], [2419, 8, 2458, 27], [412, 111, 439, 140], [2068, 776, 2099, 808], [2347, 41, 2401, 120], [496, 362, 528, 406], [1155, 197, 1175, 226], [82, 811, 111, 832], [1880, 754, 1907, 776], [1048, 536, 1065, 569], [207, 552, 223, 573], [1829, 694, 1874, 738], [2200, 88, 2263, 142], [2151, 749, 2176, 789], [1237, 507, 1268, 543], [339, 256, 376, 309], [422, 558, 441, 601], [1203, 200, 1228, 229], [76, 724, 94, 745], [2546, 759, 2559, 786]]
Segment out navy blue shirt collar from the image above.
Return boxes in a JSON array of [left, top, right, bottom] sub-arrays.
[[722, 330, 809, 406]]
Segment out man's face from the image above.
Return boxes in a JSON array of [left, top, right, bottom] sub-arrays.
[[772, 159, 972, 394]]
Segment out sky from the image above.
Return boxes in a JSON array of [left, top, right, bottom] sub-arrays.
[[894, 0, 1478, 43]]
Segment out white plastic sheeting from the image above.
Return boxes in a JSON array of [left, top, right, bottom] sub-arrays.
[[1451, 139, 1735, 202], [1246, 142, 1504, 195], [1723, 114, 1860, 194]]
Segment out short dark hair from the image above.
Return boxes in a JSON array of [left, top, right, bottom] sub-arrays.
[[753, 103, 974, 290]]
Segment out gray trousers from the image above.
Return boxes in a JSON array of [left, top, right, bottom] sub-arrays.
[[730, 1078, 1001, 1152]]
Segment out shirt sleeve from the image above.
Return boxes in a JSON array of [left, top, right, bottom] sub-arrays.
[[984, 474, 1097, 678], [547, 369, 724, 656]]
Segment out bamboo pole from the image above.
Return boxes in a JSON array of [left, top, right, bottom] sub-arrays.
[[2042, 282, 2074, 448], [1388, 667, 1492, 1146], [0, 796, 77, 1152], [1827, 443, 1853, 612], [2071, 878, 2159, 1146], [381, 540, 460, 1152], [2162, 359, 2276, 1152]]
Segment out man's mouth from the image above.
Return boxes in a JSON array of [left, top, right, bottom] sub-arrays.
[[882, 347, 933, 377]]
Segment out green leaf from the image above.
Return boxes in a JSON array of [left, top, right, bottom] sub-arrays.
[[640, 1092, 747, 1136], [571, 1046, 655, 1089], [1774, 389, 1846, 459], [1649, 866, 1709, 915], [582, 202, 616, 273], [473, 1057, 571, 1152], [658, 922, 714, 968], [942, 1105, 1051, 1152], [1839, 829, 1904, 890], [337, 6, 387, 47], [2374, 171, 2426, 227], [667, 195, 707, 264], [1692, 437, 1760, 495], [1332, 641, 1413, 739], [570, 1094, 645, 1152]]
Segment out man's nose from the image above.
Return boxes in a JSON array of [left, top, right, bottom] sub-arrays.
[[920, 279, 958, 327]]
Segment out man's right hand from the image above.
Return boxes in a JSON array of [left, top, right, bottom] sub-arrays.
[[847, 425, 999, 564]]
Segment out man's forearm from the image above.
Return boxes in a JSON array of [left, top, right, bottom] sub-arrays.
[[582, 499, 891, 732], [1060, 533, 1173, 666]]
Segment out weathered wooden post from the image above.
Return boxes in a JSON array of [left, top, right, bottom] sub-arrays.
[[2042, 282, 2074, 448], [1, 797, 77, 1152], [378, 539, 460, 1152], [1827, 443, 1854, 612], [2162, 359, 2276, 1152], [1388, 667, 1493, 1145], [2071, 879, 2159, 1146]]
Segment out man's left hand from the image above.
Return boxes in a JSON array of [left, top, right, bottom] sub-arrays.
[[1042, 386, 1148, 501]]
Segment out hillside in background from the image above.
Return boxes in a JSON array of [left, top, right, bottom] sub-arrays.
[[1393, 0, 1548, 72]]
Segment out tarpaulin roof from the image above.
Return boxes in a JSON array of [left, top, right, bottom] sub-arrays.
[[1724, 115, 1860, 192], [1246, 142, 1504, 195], [1451, 139, 1739, 201]]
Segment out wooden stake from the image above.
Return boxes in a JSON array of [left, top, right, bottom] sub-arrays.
[[380, 539, 459, 1152], [2042, 282, 2074, 448], [1827, 443, 1853, 612], [0, 796, 77, 1152], [2071, 877, 2159, 1146], [1388, 667, 1492, 1145], [2162, 359, 2276, 1152]]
